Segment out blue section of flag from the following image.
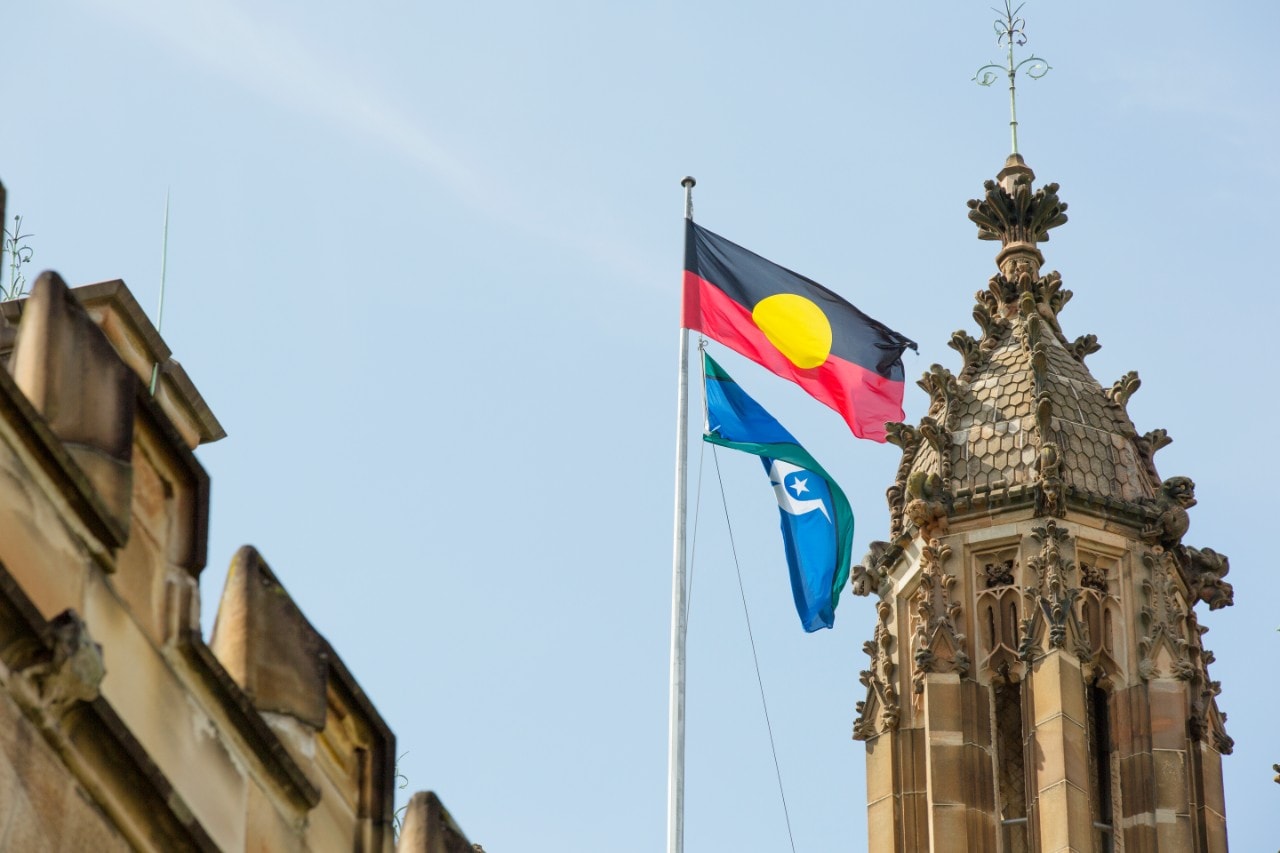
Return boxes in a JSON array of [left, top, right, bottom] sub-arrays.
[[703, 353, 854, 632]]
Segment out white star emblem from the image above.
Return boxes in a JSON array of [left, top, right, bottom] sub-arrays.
[[768, 460, 830, 522]]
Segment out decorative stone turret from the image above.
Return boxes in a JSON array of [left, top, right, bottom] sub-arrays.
[[853, 157, 1232, 852]]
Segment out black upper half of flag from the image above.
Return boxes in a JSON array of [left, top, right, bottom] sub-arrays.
[[684, 221, 917, 379]]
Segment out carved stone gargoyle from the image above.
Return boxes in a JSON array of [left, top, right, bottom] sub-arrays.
[[1182, 546, 1234, 611], [905, 471, 949, 540], [1142, 476, 1197, 548], [12, 610, 106, 717], [851, 540, 892, 597]]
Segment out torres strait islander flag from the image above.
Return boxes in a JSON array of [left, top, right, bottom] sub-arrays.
[[682, 221, 917, 441]]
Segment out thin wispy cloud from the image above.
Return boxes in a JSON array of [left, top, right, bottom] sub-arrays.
[[85, 0, 660, 286]]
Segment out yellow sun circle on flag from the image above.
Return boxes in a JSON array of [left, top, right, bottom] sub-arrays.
[[751, 293, 832, 369]]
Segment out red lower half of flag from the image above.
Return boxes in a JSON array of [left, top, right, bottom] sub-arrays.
[[683, 272, 904, 441]]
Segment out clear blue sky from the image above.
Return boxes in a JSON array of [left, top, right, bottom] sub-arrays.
[[4, 1, 1277, 850]]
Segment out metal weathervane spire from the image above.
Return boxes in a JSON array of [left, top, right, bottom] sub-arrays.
[[973, 1, 1051, 156]]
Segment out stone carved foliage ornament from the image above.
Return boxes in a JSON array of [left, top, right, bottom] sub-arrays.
[[1186, 610, 1233, 754], [967, 173, 1068, 246], [972, 288, 1012, 342], [984, 559, 1016, 588], [1134, 428, 1173, 484], [911, 540, 970, 696], [1018, 521, 1090, 662], [985, 266, 1072, 316], [948, 329, 982, 371], [1105, 370, 1142, 409], [918, 365, 962, 429], [1138, 549, 1195, 681], [884, 422, 922, 540], [1068, 333, 1101, 362], [1139, 551, 1234, 753], [853, 600, 900, 740], [1079, 561, 1107, 592]]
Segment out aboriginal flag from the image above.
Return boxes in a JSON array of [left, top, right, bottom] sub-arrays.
[[682, 221, 916, 442]]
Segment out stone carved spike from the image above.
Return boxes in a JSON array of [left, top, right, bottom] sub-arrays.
[[1142, 428, 1173, 455], [948, 329, 981, 370], [972, 299, 1010, 342], [1183, 606, 1233, 752], [1024, 313, 1041, 343], [1138, 549, 1195, 681], [1135, 428, 1172, 483], [1029, 182, 1067, 233], [967, 175, 1069, 245], [1105, 370, 1141, 408], [1030, 344, 1048, 382], [917, 418, 943, 454], [853, 599, 900, 740], [988, 273, 1018, 305], [917, 411, 957, 490], [918, 364, 960, 420], [884, 422, 921, 540], [1018, 290, 1037, 320], [1019, 521, 1089, 661], [1034, 394, 1053, 438], [885, 484, 904, 539], [1049, 286, 1072, 315], [1039, 271, 1072, 316], [1068, 334, 1101, 362], [911, 540, 969, 695]]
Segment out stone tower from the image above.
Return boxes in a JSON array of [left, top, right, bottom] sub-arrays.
[[851, 155, 1233, 852]]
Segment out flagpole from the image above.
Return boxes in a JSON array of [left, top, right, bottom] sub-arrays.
[[667, 175, 696, 853]]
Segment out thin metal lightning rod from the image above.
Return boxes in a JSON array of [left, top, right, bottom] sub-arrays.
[[149, 191, 170, 396], [973, 1, 1051, 156]]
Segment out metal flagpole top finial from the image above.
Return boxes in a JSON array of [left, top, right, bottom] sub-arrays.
[[681, 176, 696, 221], [973, 1, 1051, 157]]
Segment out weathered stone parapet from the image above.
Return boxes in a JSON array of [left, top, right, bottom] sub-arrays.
[[10, 272, 137, 535], [397, 791, 478, 853], [211, 545, 330, 730]]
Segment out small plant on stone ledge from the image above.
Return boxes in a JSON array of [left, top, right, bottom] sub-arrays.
[[392, 751, 410, 841], [2, 214, 34, 301]]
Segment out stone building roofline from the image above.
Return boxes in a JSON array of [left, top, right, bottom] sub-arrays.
[[852, 159, 1233, 622], [1, 278, 225, 449]]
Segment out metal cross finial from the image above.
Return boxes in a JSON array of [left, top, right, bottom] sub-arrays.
[[973, 1, 1051, 156]]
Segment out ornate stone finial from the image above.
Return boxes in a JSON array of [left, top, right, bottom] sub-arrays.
[[967, 164, 1068, 260], [973, 1, 1052, 156]]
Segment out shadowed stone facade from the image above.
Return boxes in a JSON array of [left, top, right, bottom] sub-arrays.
[[0, 180, 477, 852], [852, 155, 1232, 852]]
